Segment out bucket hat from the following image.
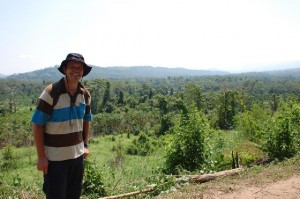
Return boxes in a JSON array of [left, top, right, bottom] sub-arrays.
[[58, 53, 92, 77]]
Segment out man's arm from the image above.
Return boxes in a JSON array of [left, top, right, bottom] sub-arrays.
[[32, 123, 48, 174], [83, 120, 90, 158]]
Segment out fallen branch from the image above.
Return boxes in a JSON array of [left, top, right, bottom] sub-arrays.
[[99, 168, 244, 199], [189, 168, 244, 183], [99, 186, 156, 199]]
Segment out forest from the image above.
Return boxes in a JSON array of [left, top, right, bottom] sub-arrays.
[[1, 70, 300, 198]]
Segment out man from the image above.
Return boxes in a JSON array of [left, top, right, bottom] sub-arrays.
[[31, 53, 92, 199]]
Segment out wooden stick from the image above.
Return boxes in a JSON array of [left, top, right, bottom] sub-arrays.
[[190, 168, 244, 183], [99, 168, 244, 199], [99, 187, 156, 199]]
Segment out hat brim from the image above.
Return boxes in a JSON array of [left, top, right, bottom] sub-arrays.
[[58, 60, 92, 77]]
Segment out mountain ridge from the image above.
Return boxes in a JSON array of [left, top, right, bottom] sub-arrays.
[[5, 65, 230, 81], [4, 65, 300, 81]]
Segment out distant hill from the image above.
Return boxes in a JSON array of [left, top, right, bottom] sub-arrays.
[[235, 68, 300, 78], [0, 74, 6, 78], [5, 66, 229, 81], [264, 68, 300, 77], [5, 65, 300, 81]]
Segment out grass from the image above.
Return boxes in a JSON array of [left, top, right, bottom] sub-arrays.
[[0, 134, 167, 198], [88, 134, 166, 196], [1, 130, 297, 198], [0, 146, 44, 198]]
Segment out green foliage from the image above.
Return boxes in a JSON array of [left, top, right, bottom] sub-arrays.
[[82, 159, 106, 198], [92, 109, 160, 136], [239, 152, 258, 166], [145, 167, 176, 196], [234, 104, 271, 143], [183, 84, 203, 111], [202, 130, 226, 172], [126, 133, 156, 156], [3, 71, 300, 197], [165, 107, 207, 174], [110, 141, 126, 168], [262, 100, 300, 160], [217, 91, 241, 130], [0, 145, 16, 171], [102, 81, 111, 108], [92, 113, 123, 135], [12, 173, 22, 187], [263, 117, 296, 160], [158, 114, 173, 136], [0, 107, 33, 148]]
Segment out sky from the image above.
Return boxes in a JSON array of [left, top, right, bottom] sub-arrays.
[[1, 0, 300, 75]]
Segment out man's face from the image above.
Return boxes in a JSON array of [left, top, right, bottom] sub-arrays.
[[65, 61, 84, 81]]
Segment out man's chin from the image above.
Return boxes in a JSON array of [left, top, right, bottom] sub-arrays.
[[69, 75, 82, 81]]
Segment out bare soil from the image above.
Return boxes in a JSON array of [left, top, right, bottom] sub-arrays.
[[203, 175, 300, 199], [156, 157, 300, 199]]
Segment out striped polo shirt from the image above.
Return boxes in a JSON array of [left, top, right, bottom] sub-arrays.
[[31, 79, 92, 161]]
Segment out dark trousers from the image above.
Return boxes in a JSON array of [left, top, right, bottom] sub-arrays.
[[43, 155, 84, 199]]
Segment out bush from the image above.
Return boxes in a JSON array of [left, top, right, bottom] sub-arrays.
[[0, 146, 16, 171], [263, 117, 296, 160], [126, 133, 155, 156], [234, 104, 270, 143], [82, 159, 106, 198], [165, 107, 207, 174]]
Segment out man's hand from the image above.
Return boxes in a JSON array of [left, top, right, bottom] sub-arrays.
[[37, 156, 48, 174], [84, 147, 89, 158]]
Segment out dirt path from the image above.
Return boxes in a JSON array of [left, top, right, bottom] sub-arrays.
[[204, 175, 300, 199], [157, 172, 300, 199]]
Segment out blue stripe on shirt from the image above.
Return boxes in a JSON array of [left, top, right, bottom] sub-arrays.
[[31, 109, 51, 125], [49, 103, 86, 122]]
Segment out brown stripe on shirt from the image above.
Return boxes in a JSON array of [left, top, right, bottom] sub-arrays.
[[37, 99, 53, 115], [44, 131, 83, 147]]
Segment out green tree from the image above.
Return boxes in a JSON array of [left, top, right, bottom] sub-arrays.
[[165, 106, 207, 174], [117, 90, 124, 106], [217, 91, 239, 130], [184, 84, 203, 111], [264, 116, 296, 160], [102, 81, 111, 108]]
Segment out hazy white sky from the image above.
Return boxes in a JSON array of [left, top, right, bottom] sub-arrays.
[[1, 0, 300, 75]]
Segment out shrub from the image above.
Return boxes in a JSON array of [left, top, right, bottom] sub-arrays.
[[234, 104, 270, 143], [110, 141, 126, 168], [0, 145, 16, 171], [263, 117, 296, 160], [82, 159, 106, 198], [165, 107, 207, 174], [126, 133, 155, 156]]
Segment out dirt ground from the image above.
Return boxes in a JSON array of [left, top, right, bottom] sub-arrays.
[[203, 175, 300, 199], [157, 169, 300, 199]]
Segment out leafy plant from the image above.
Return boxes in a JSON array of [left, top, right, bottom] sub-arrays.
[[146, 167, 176, 196], [165, 107, 207, 174], [0, 145, 16, 171], [263, 117, 296, 160], [126, 133, 155, 156], [12, 173, 22, 187], [82, 159, 106, 198], [234, 104, 270, 143]]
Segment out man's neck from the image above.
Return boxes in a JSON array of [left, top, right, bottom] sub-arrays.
[[64, 77, 78, 96]]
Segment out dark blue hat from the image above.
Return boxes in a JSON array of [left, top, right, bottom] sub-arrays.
[[58, 53, 92, 77]]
